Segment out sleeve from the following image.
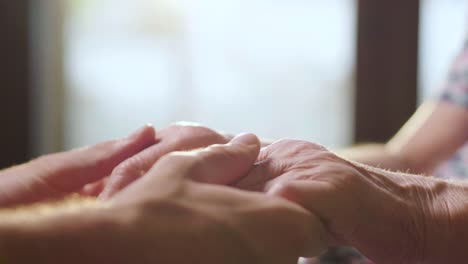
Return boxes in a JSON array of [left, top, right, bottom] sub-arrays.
[[439, 40, 468, 108]]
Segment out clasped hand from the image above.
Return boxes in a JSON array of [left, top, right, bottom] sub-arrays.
[[0, 123, 451, 263]]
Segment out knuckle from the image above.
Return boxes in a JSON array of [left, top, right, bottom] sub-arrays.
[[272, 139, 328, 153], [282, 182, 301, 197], [264, 140, 330, 166], [164, 122, 228, 149], [272, 139, 299, 148], [167, 123, 225, 144], [111, 156, 143, 177], [80, 141, 120, 172], [89, 139, 122, 158], [271, 182, 304, 203], [293, 140, 328, 152], [315, 152, 340, 165], [91, 157, 111, 176]]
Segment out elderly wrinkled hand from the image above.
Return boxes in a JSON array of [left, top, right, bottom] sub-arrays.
[[234, 139, 464, 264]]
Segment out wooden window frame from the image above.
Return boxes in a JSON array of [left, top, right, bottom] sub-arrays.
[[0, 1, 421, 167], [0, 0, 64, 168], [0, 1, 31, 168], [355, 0, 420, 143]]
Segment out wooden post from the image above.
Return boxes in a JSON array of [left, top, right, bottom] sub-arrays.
[[0, 1, 32, 167], [355, 0, 420, 143]]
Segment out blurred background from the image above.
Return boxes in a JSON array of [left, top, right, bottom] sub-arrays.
[[0, 0, 467, 168]]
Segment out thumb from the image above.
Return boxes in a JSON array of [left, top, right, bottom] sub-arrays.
[[268, 181, 341, 245], [115, 133, 260, 201], [268, 180, 338, 223], [154, 133, 260, 185], [186, 133, 261, 185]]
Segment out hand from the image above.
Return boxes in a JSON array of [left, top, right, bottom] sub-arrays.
[[223, 133, 276, 148], [108, 134, 327, 264], [0, 125, 156, 207], [2, 134, 327, 264], [235, 140, 455, 264], [99, 123, 229, 199]]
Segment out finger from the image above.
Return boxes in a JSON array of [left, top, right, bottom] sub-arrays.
[[25, 125, 156, 197], [79, 178, 108, 197], [234, 140, 329, 191], [268, 180, 335, 220], [233, 158, 281, 192], [100, 125, 228, 199], [172, 133, 261, 184], [188, 184, 329, 258], [113, 133, 261, 202], [268, 181, 342, 244]]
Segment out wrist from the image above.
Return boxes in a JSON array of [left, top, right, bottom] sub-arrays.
[[0, 200, 127, 264], [360, 165, 468, 263], [418, 180, 468, 263]]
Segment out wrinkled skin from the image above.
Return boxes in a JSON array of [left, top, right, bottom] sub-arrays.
[[233, 140, 340, 192], [107, 134, 327, 264], [2, 121, 462, 263], [235, 140, 388, 250], [71, 126, 426, 263], [234, 139, 457, 264]]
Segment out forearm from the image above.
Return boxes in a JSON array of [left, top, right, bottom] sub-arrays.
[[338, 144, 411, 172], [0, 199, 126, 264], [356, 163, 468, 263], [0, 197, 249, 264], [422, 180, 468, 263]]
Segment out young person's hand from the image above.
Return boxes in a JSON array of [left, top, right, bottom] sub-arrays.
[[0, 134, 327, 264], [99, 123, 229, 199], [0, 125, 156, 207]]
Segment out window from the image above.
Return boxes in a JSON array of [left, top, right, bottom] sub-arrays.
[[63, 0, 357, 149]]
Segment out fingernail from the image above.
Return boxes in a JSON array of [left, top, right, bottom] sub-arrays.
[[231, 133, 259, 146]]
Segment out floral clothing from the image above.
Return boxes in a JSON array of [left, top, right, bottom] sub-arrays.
[[308, 41, 468, 264], [435, 39, 468, 180]]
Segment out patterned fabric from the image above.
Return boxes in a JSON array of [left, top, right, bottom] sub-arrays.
[[435, 39, 468, 180], [440, 40, 468, 109], [306, 41, 468, 264]]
